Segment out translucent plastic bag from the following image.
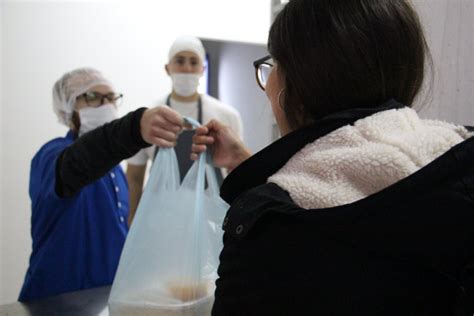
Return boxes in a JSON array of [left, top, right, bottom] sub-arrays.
[[109, 118, 229, 316]]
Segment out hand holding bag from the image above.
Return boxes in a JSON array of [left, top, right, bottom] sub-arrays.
[[109, 117, 228, 315]]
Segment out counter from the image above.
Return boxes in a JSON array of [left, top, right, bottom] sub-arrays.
[[0, 286, 110, 316]]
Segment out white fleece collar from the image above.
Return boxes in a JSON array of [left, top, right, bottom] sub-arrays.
[[268, 107, 473, 210]]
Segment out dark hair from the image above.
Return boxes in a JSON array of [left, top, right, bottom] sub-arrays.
[[268, 0, 432, 129]]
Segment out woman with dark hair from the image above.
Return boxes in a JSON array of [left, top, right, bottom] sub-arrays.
[[192, 0, 474, 314]]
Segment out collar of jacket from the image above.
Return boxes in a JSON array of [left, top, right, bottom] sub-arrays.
[[220, 99, 405, 204], [66, 130, 78, 140]]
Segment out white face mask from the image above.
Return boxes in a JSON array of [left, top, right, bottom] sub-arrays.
[[170, 73, 201, 97], [78, 103, 119, 136]]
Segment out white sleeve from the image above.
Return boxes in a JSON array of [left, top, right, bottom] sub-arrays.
[[224, 109, 244, 141], [233, 112, 244, 141], [202, 95, 244, 140], [127, 148, 149, 166]]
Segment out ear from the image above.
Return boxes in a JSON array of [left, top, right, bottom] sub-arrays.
[[165, 64, 170, 76]]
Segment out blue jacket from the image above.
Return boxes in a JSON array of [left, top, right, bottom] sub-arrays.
[[19, 108, 150, 301]]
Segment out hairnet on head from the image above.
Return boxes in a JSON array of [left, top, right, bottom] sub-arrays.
[[52, 67, 113, 126], [168, 36, 206, 63]]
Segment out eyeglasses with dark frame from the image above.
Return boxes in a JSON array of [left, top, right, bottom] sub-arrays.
[[253, 55, 274, 91], [77, 91, 124, 107]]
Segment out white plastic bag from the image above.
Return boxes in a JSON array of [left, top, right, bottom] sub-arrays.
[[109, 119, 228, 315]]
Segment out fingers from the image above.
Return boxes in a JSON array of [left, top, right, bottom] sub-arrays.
[[190, 143, 209, 161], [192, 143, 207, 153], [191, 126, 213, 160], [191, 125, 214, 148], [141, 105, 186, 147], [206, 119, 224, 130], [156, 105, 184, 128], [192, 134, 214, 145], [150, 126, 179, 142], [191, 126, 214, 156], [190, 138, 210, 161], [154, 115, 182, 134], [153, 137, 177, 148], [194, 125, 209, 136]]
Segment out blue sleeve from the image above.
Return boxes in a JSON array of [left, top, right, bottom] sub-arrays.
[[29, 141, 77, 241], [29, 143, 64, 205]]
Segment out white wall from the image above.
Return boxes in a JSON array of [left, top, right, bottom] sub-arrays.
[[0, 0, 270, 304], [414, 0, 474, 124], [0, 0, 5, 303], [202, 39, 273, 153], [217, 41, 274, 152]]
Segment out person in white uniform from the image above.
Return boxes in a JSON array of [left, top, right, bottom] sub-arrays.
[[126, 35, 243, 225]]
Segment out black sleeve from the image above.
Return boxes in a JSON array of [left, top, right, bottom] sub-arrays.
[[55, 107, 151, 198], [465, 126, 474, 132]]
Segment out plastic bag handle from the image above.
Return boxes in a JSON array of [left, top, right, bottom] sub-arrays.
[[145, 117, 201, 193], [148, 148, 180, 191], [183, 116, 200, 129], [183, 117, 220, 197]]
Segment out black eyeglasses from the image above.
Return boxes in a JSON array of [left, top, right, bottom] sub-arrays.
[[253, 55, 274, 91], [77, 91, 123, 107]]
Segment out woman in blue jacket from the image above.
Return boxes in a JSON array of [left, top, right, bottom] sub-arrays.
[[19, 68, 185, 301]]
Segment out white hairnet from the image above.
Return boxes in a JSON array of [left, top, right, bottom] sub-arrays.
[[52, 67, 113, 126], [168, 36, 206, 63]]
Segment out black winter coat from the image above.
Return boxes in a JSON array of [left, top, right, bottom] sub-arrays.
[[213, 101, 474, 316]]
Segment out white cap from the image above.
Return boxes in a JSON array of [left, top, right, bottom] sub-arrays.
[[52, 67, 113, 127], [168, 36, 206, 63]]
